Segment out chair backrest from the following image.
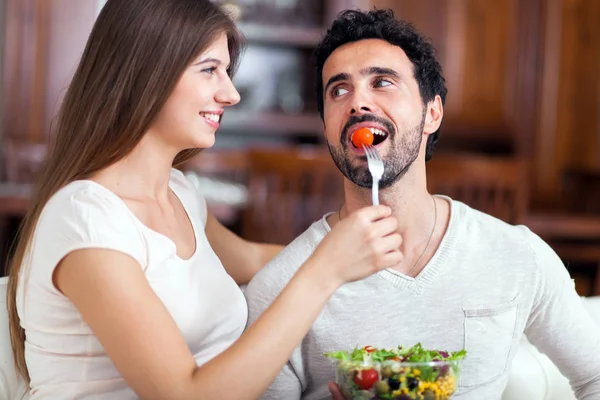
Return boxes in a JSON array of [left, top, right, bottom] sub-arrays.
[[242, 147, 344, 244], [426, 153, 529, 224], [0, 277, 29, 399], [3, 140, 46, 183], [562, 168, 600, 214], [179, 149, 249, 184]]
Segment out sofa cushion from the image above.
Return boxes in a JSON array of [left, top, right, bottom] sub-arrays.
[[0, 277, 29, 400], [502, 296, 600, 400]]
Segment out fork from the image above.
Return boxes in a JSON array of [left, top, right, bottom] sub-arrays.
[[363, 144, 384, 206]]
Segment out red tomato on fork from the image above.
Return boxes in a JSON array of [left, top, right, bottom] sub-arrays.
[[351, 128, 374, 148]]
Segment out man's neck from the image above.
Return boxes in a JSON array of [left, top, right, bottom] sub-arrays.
[[342, 176, 434, 244], [334, 173, 450, 275]]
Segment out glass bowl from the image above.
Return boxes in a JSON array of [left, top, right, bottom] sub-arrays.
[[325, 344, 465, 400]]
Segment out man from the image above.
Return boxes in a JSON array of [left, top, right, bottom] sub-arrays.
[[244, 8, 600, 400]]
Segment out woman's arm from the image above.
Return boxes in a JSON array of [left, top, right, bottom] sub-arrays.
[[54, 205, 401, 400], [205, 212, 283, 284]]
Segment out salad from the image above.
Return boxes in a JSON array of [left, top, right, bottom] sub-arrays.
[[324, 343, 467, 400]]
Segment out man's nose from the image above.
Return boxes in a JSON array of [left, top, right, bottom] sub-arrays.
[[348, 92, 374, 116], [350, 105, 373, 115]]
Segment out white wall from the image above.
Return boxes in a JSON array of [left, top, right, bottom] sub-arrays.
[[96, 0, 106, 15]]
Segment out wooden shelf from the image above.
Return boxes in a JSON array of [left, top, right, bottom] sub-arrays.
[[0, 183, 31, 215], [220, 110, 322, 136], [524, 213, 600, 241], [237, 22, 324, 47]]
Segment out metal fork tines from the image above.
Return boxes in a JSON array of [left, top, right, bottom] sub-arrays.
[[363, 144, 384, 206]]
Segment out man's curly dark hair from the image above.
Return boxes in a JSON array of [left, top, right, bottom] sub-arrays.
[[314, 8, 447, 161]]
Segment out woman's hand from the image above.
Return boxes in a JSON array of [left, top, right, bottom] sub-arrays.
[[308, 205, 402, 287]]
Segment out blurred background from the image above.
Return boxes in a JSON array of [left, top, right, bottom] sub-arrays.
[[0, 0, 599, 296]]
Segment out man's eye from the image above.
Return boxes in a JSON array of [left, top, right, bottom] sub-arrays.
[[374, 79, 392, 88], [332, 87, 349, 97]]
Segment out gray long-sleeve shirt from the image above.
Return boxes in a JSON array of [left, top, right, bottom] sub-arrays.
[[245, 198, 600, 400]]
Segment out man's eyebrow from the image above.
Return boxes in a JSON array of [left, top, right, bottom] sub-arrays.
[[360, 66, 402, 79], [324, 72, 350, 93]]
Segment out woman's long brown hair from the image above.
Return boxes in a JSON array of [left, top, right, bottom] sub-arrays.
[[6, 0, 243, 383]]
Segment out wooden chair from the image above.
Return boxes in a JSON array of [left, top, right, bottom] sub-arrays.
[[426, 153, 529, 225], [242, 147, 344, 245], [562, 168, 600, 214], [426, 153, 600, 295], [178, 149, 250, 226], [3, 139, 47, 183], [179, 148, 249, 184]]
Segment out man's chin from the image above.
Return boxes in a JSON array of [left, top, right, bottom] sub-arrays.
[[330, 153, 374, 188], [344, 174, 372, 189]]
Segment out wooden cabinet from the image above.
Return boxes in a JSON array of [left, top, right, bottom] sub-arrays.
[[371, 0, 543, 155], [1, 0, 367, 176], [2, 0, 99, 181], [534, 0, 600, 207], [1, 0, 600, 210], [371, 0, 600, 209]]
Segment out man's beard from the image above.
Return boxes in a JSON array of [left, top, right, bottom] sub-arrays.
[[327, 112, 425, 189]]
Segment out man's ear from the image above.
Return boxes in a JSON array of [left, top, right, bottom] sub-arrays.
[[423, 95, 443, 135]]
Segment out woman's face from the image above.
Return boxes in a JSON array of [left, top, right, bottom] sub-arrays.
[[149, 32, 240, 151]]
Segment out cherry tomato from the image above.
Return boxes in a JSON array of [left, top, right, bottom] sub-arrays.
[[363, 345, 376, 353], [353, 368, 379, 390], [351, 128, 374, 148]]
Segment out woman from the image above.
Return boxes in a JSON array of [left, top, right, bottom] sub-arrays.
[[6, 0, 402, 399]]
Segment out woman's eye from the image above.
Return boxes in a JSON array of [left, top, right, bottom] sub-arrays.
[[202, 66, 217, 75], [332, 87, 349, 97]]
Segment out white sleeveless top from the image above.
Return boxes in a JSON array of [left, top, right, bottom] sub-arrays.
[[16, 169, 247, 399]]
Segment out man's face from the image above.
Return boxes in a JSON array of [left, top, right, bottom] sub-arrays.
[[322, 39, 427, 189]]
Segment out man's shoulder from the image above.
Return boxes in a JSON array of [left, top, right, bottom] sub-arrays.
[[453, 199, 531, 240], [246, 218, 330, 298], [453, 199, 559, 266]]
